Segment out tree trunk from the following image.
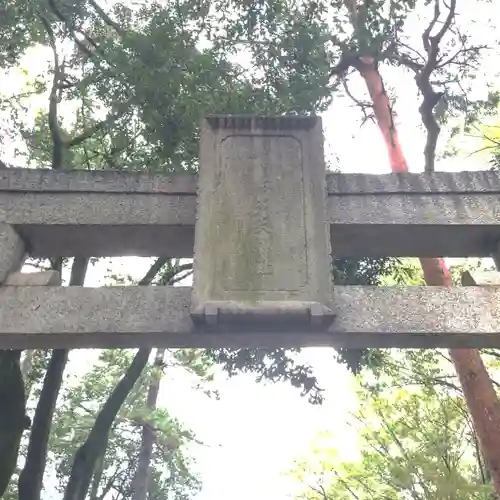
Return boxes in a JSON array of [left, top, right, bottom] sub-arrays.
[[18, 257, 89, 500], [62, 257, 167, 500], [355, 58, 408, 173], [353, 54, 500, 496], [63, 348, 152, 500], [131, 348, 166, 500], [0, 253, 29, 497], [0, 350, 30, 498], [88, 451, 105, 500], [449, 349, 500, 493], [24, 350, 53, 404], [18, 350, 69, 500]]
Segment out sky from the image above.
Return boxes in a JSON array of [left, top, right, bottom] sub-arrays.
[[77, 259, 361, 500], [2, 0, 500, 499]]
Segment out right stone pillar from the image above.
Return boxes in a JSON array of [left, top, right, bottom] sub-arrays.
[[191, 115, 334, 330]]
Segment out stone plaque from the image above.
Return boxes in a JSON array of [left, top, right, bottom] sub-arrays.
[[191, 115, 333, 329], [218, 134, 307, 293]]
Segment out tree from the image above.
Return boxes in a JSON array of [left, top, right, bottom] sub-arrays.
[[202, 5, 500, 488], [291, 352, 494, 499], [0, 1, 228, 495], [52, 349, 202, 500], [331, 1, 500, 493], [0, 0, 365, 496], [5, 0, 483, 497]]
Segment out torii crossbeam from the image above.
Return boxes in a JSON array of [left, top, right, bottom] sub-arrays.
[[1, 114, 500, 349]]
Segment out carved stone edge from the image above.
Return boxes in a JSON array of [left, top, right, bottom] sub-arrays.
[[462, 270, 500, 286], [4, 270, 61, 286], [190, 300, 336, 330], [205, 114, 319, 131]]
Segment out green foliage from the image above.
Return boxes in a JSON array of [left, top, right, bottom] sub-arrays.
[[209, 257, 399, 404], [208, 347, 324, 403], [0, 1, 44, 67], [211, 0, 336, 110], [5, 0, 337, 172], [291, 351, 494, 500], [0, 0, 401, 407], [47, 349, 201, 499], [3, 0, 497, 497], [211, 0, 498, 139], [478, 120, 500, 170], [333, 257, 398, 287], [379, 258, 425, 285]]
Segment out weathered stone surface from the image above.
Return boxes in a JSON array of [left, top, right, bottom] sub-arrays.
[[0, 169, 193, 257], [2, 167, 500, 258], [191, 115, 333, 325], [0, 168, 195, 257], [462, 270, 500, 286], [2, 193, 194, 257], [0, 223, 25, 283], [1, 286, 500, 349], [0, 168, 195, 256], [4, 270, 61, 286], [326, 170, 500, 193], [327, 170, 500, 257], [0, 167, 197, 193]]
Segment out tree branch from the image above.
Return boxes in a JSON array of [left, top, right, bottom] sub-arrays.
[[18, 257, 89, 500], [95, 467, 121, 500], [63, 349, 152, 500], [422, 0, 441, 53], [39, 6, 123, 168], [416, 0, 457, 171], [388, 53, 423, 71], [341, 78, 373, 124], [433, 0, 456, 47], [436, 46, 488, 69], [63, 256, 174, 500], [137, 258, 168, 286], [39, 13, 65, 170], [66, 113, 121, 148], [18, 350, 69, 500], [47, 0, 110, 63], [88, 0, 124, 35], [158, 262, 193, 285], [169, 269, 193, 285], [130, 348, 165, 500], [330, 53, 359, 78]]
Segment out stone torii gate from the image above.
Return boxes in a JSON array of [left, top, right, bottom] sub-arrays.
[[1, 114, 500, 350]]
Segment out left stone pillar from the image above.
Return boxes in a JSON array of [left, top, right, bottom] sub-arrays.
[[0, 223, 25, 284], [191, 115, 334, 331]]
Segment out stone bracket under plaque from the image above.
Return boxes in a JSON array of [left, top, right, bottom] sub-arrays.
[[190, 300, 336, 331]]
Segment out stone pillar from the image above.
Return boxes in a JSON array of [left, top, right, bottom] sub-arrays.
[[0, 223, 25, 284], [191, 115, 334, 330]]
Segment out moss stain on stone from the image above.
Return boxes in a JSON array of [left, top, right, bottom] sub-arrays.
[[210, 175, 262, 304], [233, 216, 262, 304]]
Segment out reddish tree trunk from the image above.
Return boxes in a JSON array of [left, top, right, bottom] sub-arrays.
[[356, 57, 408, 173], [449, 348, 500, 492], [357, 56, 500, 495]]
